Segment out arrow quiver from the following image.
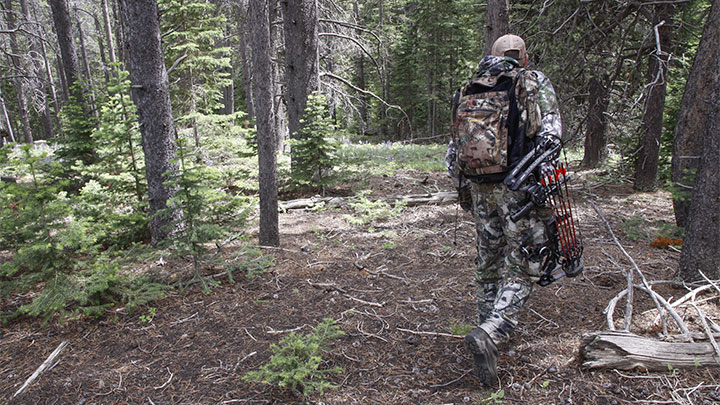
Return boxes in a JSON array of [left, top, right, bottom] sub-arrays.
[[505, 141, 584, 286]]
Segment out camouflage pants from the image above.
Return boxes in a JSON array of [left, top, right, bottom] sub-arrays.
[[470, 182, 552, 345]]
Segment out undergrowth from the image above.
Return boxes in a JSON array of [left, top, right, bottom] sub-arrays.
[[344, 190, 407, 226], [243, 318, 345, 396]]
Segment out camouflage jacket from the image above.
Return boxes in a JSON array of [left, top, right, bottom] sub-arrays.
[[446, 56, 562, 187]]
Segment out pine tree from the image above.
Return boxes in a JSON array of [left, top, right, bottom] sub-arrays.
[[289, 92, 340, 194], [159, 0, 232, 147]]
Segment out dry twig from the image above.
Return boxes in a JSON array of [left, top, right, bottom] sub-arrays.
[[591, 201, 691, 338], [13, 341, 70, 398]]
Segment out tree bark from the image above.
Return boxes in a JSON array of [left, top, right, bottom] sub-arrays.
[[239, 23, 254, 122], [56, 56, 69, 102], [354, 1, 367, 132], [671, 1, 720, 228], [581, 76, 610, 168], [271, 0, 287, 151], [634, 4, 673, 191], [484, 0, 509, 55], [48, 0, 83, 105], [0, 86, 16, 143], [250, 0, 280, 246], [677, 37, 720, 282], [222, 64, 235, 115], [281, 0, 319, 165], [101, 0, 117, 66], [74, 7, 98, 119], [92, 11, 110, 85], [119, 0, 183, 245], [113, 0, 126, 65], [4, 0, 33, 143]]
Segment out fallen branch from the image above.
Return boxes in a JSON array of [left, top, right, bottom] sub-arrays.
[[14, 341, 70, 398], [397, 327, 463, 339], [590, 201, 691, 338], [604, 280, 688, 336], [266, 325, 306, 335], [428, 369, 473, 388]]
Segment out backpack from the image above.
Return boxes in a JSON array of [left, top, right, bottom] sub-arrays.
[[452, 64, 536, 181]]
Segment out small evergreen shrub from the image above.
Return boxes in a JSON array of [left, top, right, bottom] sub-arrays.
[[289, 92, 341, 193], [243, 318, 344, 396], [343, 190, 406, 226], [222, 241, 275, 282], [162, 134, 251, 292], [54, 82, 98, 169]]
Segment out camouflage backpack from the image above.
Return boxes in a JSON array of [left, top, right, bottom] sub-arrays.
[[452, 58, 538, 180]]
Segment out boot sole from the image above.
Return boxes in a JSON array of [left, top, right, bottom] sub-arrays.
[[465, 331, 497, 386]]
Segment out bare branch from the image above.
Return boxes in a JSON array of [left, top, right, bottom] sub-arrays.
[[320, 71, 412, 137], [591, 200, 691, 338], [166, 52, 188, 76], [318, 32, 381, 78]]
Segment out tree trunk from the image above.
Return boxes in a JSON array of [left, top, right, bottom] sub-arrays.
[[113, 0, 126, 65], [671, 1, 720, 228], [92, 12, 110, 85], [250, 0, 279, 247], [5, 0, 33, 143], [581, 76, 610, 168], [0, 86, 16, 143], [119, 0, 183, 245], [378, 0, 388, 138], [27, 0, 61, 135], [677, 39, 720, 282], [271, 0, 287, 151], [484, 0, 509, 55], [19, 0, 53, 139], [101, 0, 117, 66], [56, 56, 69, 102], [36, 13, 62, 133], [354, 1, 367, 132], [49, 0, 83, 105], [74, 7, 98, 119], [239, 24, 254, 122], [281, 0, 319, 166], [222, 64, 235, 115], [634, 4, 673, 191]]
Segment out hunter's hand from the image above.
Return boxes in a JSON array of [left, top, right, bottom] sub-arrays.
[[457, 185, 472, 212]]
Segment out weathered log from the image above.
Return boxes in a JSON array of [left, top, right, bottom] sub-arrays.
[[580, 331, 720, 371], [279, 191, 458, 211]]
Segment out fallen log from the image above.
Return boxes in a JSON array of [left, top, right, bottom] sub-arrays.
[[279, 191, 458, 211], [580, 331, 720, 371]]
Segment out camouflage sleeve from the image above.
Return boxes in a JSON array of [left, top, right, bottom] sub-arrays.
[[533, 71, 562, 146], [445, 140, 469, 188]]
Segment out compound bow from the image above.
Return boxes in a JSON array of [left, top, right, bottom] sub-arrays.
[[504, 142, 584, 286]]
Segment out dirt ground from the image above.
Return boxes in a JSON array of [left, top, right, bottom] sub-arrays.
[[2, 168, 720, 404]]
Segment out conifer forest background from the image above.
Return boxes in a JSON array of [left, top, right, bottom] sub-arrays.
[[1, 0, 720, 404]]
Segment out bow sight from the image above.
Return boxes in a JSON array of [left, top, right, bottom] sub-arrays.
[[505, 142, 584, 286]]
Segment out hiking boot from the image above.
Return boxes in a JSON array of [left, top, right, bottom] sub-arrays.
[[465, 328, 498, 386]]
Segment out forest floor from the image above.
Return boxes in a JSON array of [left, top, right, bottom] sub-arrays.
[[2, 167, 720, 404]]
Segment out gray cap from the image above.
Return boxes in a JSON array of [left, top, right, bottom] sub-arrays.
[[491, 34, 526, 60]]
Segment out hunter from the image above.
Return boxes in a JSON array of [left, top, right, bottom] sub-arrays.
[[446, 34, 563, 386]]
